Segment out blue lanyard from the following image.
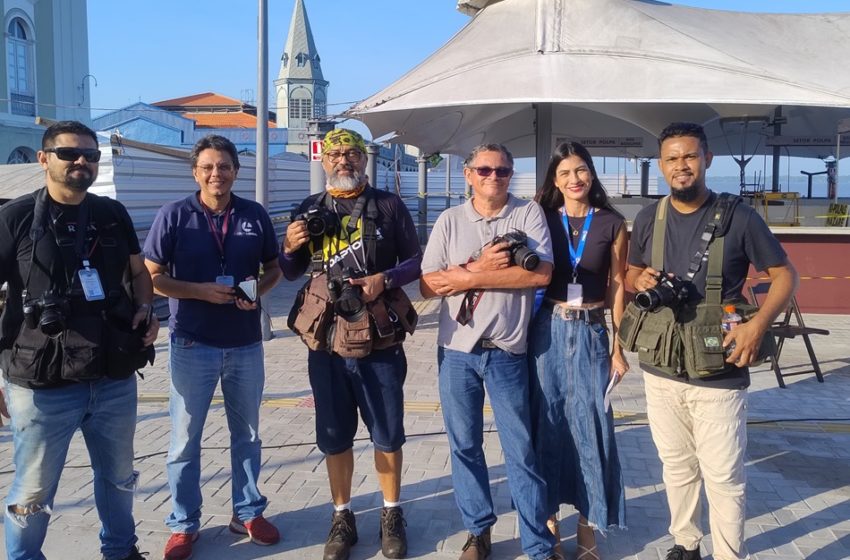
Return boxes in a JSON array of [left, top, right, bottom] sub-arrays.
[[561, 207, 594, 282]]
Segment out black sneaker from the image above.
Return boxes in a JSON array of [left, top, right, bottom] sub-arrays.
[[379, 506, 408, 558], [665, 544, 702, 560], [323, 509, 358, 560], [104, 546, 148, 560]]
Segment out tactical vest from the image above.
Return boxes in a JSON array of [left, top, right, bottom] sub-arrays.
[[617, 193, 766, 378], [287, 188, 418, 358], [5, 188, 150, 388]]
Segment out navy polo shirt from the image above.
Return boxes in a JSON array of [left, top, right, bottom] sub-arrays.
[[144, 193, 279, 348]]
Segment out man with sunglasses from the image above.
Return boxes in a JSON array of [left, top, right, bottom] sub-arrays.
[[143, 135, 282, 560], [280, 128, 421, 560], [421, 144, 560, 560], [0, 121, 158, 560]]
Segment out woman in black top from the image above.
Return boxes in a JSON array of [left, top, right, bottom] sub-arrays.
[[529, 142, 629, 559]]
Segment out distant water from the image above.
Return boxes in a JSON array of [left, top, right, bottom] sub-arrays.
[[681, 175, 850, 198]]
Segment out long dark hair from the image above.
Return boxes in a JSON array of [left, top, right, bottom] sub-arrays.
[[535, 141, 618, 215]]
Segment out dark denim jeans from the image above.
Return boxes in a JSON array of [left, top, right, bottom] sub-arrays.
[[438, 345, 556, 560]]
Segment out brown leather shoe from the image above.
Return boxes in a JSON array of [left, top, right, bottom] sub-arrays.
[[459, 527, 491, 560]]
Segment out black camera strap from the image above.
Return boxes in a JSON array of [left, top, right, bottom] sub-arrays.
[[651, 192, 738, 305]]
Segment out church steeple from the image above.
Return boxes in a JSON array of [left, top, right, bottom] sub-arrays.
[[275, 0, 329, 154]]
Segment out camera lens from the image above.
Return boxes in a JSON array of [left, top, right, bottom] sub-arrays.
[[306, 215, 327, 236], [39, 307, 65, 337], [512, 246, 540, 271], [334, 284, 366, 322], [634, 290, 660, 312]]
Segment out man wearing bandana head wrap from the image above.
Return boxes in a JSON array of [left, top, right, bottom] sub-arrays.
[[280, 129, 422, 560]]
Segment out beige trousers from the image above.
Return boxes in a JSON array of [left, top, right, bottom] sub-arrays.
[[644, 372, 750, 560]]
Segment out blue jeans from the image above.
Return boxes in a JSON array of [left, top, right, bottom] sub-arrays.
[[438, 345, 555, 560], [165, 337, 267, 533], [4, 377, 139, 560], [529, 307, 626, 531]]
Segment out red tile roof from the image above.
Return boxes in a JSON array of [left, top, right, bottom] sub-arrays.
[[184, 112, 276, 129], [154, 92, 242, 108]]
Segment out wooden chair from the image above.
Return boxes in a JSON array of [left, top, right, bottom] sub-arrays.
[[748, 283, 830, 388]]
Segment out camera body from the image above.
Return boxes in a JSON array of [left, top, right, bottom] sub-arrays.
[[293, 206, 339, 237], [491, 230, 540, 271], [22, 289, 70, 337], [328, 267, 366, 322], [634, 271, 689, 312]]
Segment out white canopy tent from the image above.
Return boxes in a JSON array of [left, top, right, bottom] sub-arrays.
[[348, 0, 850, 188]]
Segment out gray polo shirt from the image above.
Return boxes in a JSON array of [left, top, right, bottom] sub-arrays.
[[421, 194, 553, 354]]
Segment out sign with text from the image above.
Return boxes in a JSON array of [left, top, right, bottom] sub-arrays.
[[554, 136, 644, 148], [765, 135, 850, 147], [310, 139, 323, 161]]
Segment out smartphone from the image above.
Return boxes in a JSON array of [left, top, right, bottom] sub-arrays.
[[235, 279, 258, 302]]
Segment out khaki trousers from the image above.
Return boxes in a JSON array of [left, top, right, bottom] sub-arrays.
[[644, 373, 750, 560]]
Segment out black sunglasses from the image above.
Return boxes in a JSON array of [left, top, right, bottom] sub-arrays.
[[471, 166, 512, 178], [44, 147, 102, 163]]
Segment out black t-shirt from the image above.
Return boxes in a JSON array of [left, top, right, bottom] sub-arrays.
[[544, 206, 624, 303], [629, 191, 787, 388], [283, 187, 422, 286], [0, 189, 140, 354]]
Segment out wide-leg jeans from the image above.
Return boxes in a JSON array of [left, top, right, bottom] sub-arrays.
[[165, 336, 267, 533]]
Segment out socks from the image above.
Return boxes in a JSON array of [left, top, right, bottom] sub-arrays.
[[334, 501, 351, 512], [383, 500, 401, 508]]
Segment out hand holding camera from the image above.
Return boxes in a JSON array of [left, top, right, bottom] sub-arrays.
[[634, 269, 689, 312], [489, 230, 540, 271]]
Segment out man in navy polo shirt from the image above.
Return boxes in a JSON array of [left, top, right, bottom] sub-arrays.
[[144, 135, 282, 560]]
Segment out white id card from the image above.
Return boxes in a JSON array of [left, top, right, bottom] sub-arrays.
[[215, 275, 235, 287], [79, 268, 106, 301], [566, 283, 583, 306]]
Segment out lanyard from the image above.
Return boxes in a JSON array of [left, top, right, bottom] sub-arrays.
[[561, 207, 594, 283], [202, 202, 232, 273]]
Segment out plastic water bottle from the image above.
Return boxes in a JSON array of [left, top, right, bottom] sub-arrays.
[[721, 304, 742, 355]]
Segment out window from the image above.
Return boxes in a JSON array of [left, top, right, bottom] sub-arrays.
[[312, 54, 321, 69], [281, 53, 289, 68], [7, 147, 33, 164], [295, 52, 308, 67], [314, 94, 326, 118], [288, 90, 312, 127], [6, 16, 35, 116]]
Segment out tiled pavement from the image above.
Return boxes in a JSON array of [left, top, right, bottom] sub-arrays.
[[1, 280, 849, 559]]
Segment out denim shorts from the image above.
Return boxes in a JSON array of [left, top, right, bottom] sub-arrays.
[[307, 345, 407, 454]]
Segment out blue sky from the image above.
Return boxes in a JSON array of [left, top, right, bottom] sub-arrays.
[[87, 1, 849, 183]]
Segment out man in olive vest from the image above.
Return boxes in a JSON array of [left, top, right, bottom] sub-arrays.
[[626, 122, 798, 560]]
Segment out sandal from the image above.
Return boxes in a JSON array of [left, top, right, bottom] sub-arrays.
[[576, 519, 600, 560], [546, 515, 563, 557]]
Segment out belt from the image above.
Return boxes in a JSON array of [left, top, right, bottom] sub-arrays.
[[548, 304, 606, 324], [478, 338, 499, 349]]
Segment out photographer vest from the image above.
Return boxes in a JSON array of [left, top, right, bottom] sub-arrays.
[[5, 188, 149, 388], [617, 193, 766, 379], [288, 188, 417, 358]]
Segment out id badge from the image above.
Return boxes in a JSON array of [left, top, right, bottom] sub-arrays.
[[215, 275, 235, 287], [566, 283, 583, 306], [79, 268, 106, 301]]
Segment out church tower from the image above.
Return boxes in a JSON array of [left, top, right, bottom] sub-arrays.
[[275, 0, 328, 155]]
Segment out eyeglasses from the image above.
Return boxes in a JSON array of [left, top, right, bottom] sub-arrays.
[[196, 163, 235, 174], [470, 166, 513, 178], [325, 149, 363, 163], [44, 147, 102, 163]]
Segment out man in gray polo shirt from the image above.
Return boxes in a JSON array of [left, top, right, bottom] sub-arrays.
[[421, 144, 559, 560]]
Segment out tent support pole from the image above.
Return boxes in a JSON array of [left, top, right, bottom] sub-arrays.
[[534, 103, 552, 191]]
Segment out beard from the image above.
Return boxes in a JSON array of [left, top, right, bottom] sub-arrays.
[[51, 165, 95, 191], [327, 165, 366, 191], [670, 183, 701, 202]]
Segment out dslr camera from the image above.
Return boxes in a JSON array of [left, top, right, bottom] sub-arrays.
[[491, 230, 540, 271], [292, 206, 339, 237], [22, 289, 70, 337], [328, 267, 366, 322], [634, 271, 689, 312]]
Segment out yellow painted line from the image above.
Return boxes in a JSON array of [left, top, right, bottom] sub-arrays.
[[138, 394, 848, 433]]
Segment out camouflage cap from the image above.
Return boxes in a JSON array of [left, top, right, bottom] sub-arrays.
[[322, 128, 367, 154]]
